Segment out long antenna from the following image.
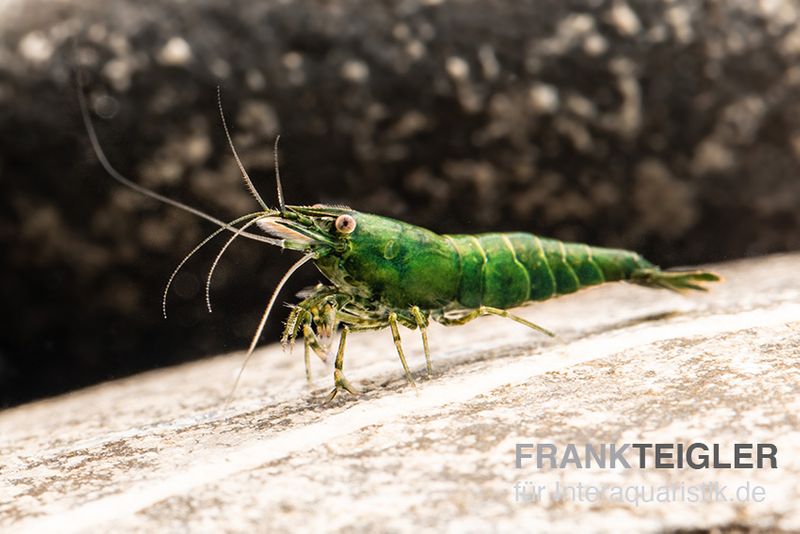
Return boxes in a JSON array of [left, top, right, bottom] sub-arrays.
[[216, 86, 270, 211], [76, 73, 278, 245], [226, 253, 314, 402], [162, 212, 264, 318], [274, 135, 286, 215], [205, 215, 267, 313]]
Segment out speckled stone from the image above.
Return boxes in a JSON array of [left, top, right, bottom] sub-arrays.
[[2, 0, 800, 406], [1, 253, 799, 532]]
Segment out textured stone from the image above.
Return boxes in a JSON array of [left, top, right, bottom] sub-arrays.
[[1, 253, 798, 532]]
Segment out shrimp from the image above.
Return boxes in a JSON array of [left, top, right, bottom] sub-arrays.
[[78, 85, 720, 402]]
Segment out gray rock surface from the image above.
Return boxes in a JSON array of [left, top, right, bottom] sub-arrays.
[[1, 253, 798, 532]]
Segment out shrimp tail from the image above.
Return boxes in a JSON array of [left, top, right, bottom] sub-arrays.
[[630, 268, 722, 292]]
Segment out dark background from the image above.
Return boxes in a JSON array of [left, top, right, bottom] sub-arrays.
[[2, 0, 799, 407]]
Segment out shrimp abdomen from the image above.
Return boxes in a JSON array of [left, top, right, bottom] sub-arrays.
[[445, 232, 699, 310]]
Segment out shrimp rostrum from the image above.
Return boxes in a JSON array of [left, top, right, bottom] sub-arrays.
[[79, 86, 720, 403]]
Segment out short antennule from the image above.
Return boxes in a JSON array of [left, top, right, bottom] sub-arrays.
[[274, 135, 286, 215]]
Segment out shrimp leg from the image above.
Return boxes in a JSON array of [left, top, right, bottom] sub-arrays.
[[435, 306, 555, 337], [324, 326, 358, 403]]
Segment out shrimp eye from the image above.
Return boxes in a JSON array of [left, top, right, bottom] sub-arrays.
[[335, 214, 357, 234]]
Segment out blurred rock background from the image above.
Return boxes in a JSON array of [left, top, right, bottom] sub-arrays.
[[1, 0, 799, 406]]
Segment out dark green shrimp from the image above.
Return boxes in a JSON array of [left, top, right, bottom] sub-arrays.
[[79, 86, 720, 403], [258, 206, 719, 400]]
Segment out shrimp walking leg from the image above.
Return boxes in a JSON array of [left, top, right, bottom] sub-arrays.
[[410, 306, 432, 376], [303, 336, 313, 384], [325, 326, 358, 403], [436, 306, 555, 337], [389, 312, 417, 389]]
